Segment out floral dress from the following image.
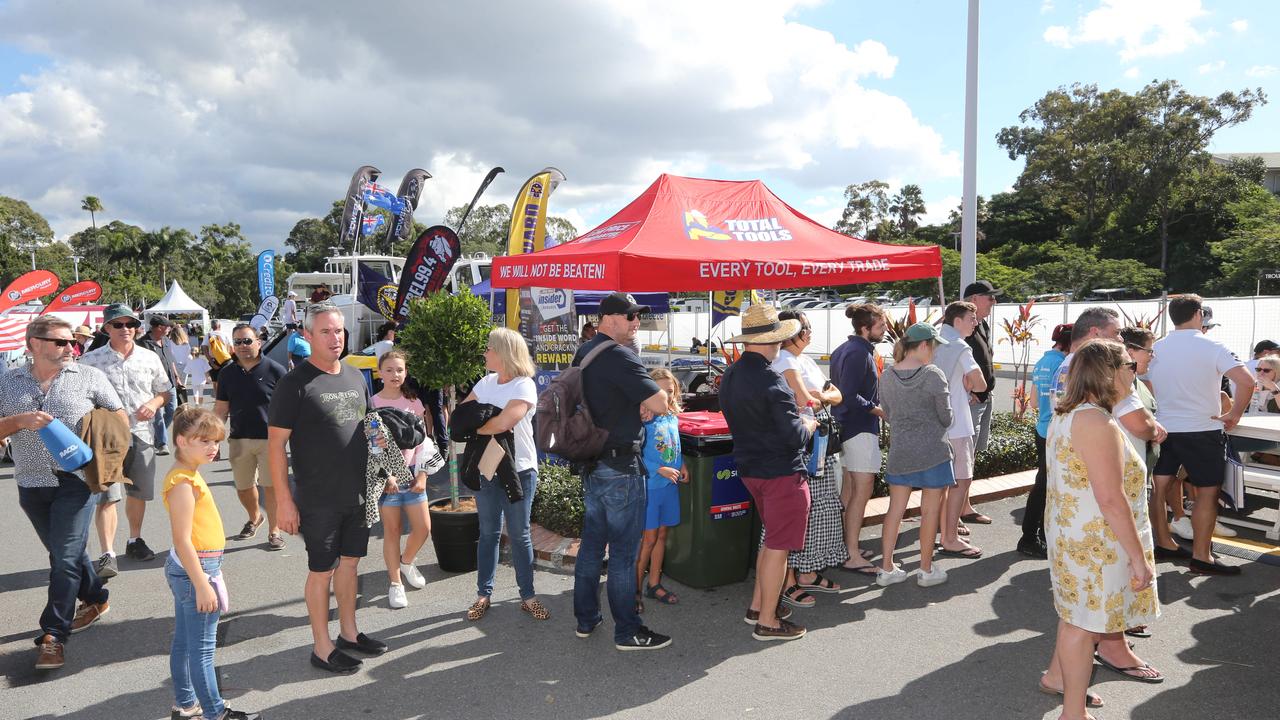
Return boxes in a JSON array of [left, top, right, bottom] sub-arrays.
[[1045, 403, 1160, 633]]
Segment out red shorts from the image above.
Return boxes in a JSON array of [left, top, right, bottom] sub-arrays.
[[742, 473, 810, 551]]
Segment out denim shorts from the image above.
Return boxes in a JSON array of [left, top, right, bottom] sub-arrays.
[[379, 489, 429, 507]]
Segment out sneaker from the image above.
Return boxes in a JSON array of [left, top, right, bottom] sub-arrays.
[[615, 626, 672, 651], [95, 553, 118, 579], [71, 601, 109, 633], [213, 709, 262, 720], [388, 583, 408, 609], [876, 566, 908, 587], [233, 516, 264, 541], [126, 538, 157, 562], [170, 703, 202, 719], [917, 566, 948, 587], [742, 605, 793, 625], [752, 618, 807, 641], [399, 561, 426, 589], [1170, 516, 1194, 541], [35, 634, 64, 670], [266, 532, 286, 551], [1214, 521, 1237, 538], [155, 446, 170, 456], [575, 618, 603, 638]]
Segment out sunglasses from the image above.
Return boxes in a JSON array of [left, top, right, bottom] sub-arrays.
[[1260, 368, 1275, 374], [233, 338, 256, 346], [623, 312, 639, 321], [1121, 361, 1138, 371], [109, 320, 140, 329], [34, 336, 76, 347]]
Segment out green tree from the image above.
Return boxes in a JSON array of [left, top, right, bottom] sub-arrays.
[[1209, 185, 1280, 295], [889, 184, 926, 234], [1026, 243, 1164, 298], [0, 196, 54, 281], [442, 203, 577, 258], [834, 180, 890, 238], [81, 196, 104, 230]]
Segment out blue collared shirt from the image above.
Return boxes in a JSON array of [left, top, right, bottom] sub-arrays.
[[829, 335, 880, 442]]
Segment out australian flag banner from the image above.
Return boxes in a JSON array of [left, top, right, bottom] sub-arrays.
[[387, 168, 431, 243], [363, 183, 406, 214], [357, 262, 398, 321], [339, 165, 380, 248], [362, 214, 386, 237]]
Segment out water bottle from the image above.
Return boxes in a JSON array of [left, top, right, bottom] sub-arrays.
[[367, 416, 383, 456]]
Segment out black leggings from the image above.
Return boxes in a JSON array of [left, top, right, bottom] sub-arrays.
[[1022, 433, 1047, 542]]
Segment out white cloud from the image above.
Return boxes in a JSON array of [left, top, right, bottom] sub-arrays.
[[1198, 60, 1226, 75], [1230, 19, 1248, 33], [1246, 65, 1278, 78], [0, 0, 958, 251], [1042, 0, 1208, 61], [1041, 1, 1056, 14], [1123, 66, 1142, 79]]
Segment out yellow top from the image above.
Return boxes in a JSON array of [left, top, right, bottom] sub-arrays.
[[162, 468, 226, 552]]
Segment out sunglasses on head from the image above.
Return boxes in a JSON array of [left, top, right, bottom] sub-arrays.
[[109, 320, 140, 329], [233, 338, 256, 346], [35, 336, 76, 348]]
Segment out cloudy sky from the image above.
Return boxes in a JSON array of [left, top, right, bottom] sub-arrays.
[[0, 0, 1276, 253]]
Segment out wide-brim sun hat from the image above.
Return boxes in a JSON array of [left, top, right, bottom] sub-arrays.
[[726, 303, 801, 344]]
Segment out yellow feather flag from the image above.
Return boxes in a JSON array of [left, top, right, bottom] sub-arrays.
[[505, 168, 566, 329]]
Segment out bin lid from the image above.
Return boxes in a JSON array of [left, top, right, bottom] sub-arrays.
[[678, 411, 730, 436]]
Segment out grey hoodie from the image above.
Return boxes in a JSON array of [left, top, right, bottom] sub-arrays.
[[879, 363, 954, 475]]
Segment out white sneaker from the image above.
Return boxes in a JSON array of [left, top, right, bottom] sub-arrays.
[[400, 562, 427, 589], [876, 566, 907, 587], [917, 566, 948, 587], [1170, 516, 1194, 541], [1214, 521, 1237, 538], [388, 582, 408, 609]]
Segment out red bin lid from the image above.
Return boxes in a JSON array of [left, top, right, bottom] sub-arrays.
[[678, 411, 730, 436]]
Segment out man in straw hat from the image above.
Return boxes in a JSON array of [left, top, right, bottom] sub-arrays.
[[719, 303, 818, 642]]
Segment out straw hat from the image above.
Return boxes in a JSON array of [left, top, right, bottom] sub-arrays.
[[73, 325, 93, 339], [726, 303, 801, 344]]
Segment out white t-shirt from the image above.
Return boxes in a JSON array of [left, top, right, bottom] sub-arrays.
[[282, 298, 298, 325], [185, 356, 211, 388], [1148, 328, 1243, 432], [471, 373, 539, 472], [367, 339, 394, 359], [772, 351, 827, 393], [1113, 390, 1145, 456], [944, 349, 980, 439], [167, 339, 192, 374]]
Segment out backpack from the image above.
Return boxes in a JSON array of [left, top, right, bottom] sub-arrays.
[[535, 339, 615, 461], [207, 333, 232, 367]]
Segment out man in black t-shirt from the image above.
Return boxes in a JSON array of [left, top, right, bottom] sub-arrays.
[[268, 304, 386, 674], [216, 323, 287, 550], [571, 293, 672, 651]]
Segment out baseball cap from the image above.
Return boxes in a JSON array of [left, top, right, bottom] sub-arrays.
[[287, 290, 298, 298], [903, 322, 949, 344], [1201, 305, 1219, 329], [598, 292, 649, 317], [1253, 339, 1279, 355], [962, 280, 1001, 298], [1051, 323, 1073, 345], [102, 303, 140, 323], [149, 314, 173, 327]]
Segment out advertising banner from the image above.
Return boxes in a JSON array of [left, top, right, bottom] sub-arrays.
[[392, 225, 462, 325], [358, 262, 398, 321], [339, 165, 381, 248], [40, 280, 103, 314], [520, 286, 579, 393], [504, 168, 566, 329], [256, 249, 275, 302], [0, 269, 60, 315], [387, 168, 431, 243]]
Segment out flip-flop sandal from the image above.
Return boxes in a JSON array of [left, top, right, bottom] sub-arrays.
[[936, 546, 983, 559], [860, 549, 875, 559], [961, 512, 993, 524], [781, 584, 816, 608], [1038, 678, 1104, 708], [957, 523, 971, 536], [1093, 653, 1165, 683], [645, 583, 679, 605], [797, 573, 841, 593], [837, 563, 880, 576], [1124, 626, 1152, 639]]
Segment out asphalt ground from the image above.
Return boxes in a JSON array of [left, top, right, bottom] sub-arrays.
[[2, 449, 1278, 720]]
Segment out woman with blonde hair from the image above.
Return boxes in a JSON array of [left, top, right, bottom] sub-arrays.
[[168, 324, 193, 405], [1041, 339, 1160, 717], [459, 327, 546, 622]]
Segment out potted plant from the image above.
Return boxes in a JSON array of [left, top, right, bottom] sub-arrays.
[[398, 288, 492, 572]]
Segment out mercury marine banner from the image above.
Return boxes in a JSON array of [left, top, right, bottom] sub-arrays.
[[256, 249, 275, 302], [504, 167, 565, 329], [40, 279, 103, 314], [392, 225, 462, 325], [388, 168, 432, 243], [358, 262, 398, 321], [339, 165, 381, 248], [250, 295, 279, 330], [0, 269, 60, 315]]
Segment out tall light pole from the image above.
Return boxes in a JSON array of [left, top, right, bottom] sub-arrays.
[[960, 0, 980, 291], [70, 254, 83, 282]]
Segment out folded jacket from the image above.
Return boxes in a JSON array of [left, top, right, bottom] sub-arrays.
[[449, 400, 521, 499]]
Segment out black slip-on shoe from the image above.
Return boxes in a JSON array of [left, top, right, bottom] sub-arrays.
[[335, 632, 388, 656], [310, 649, 361, 674], [1154, 544, 1192, 561], [1189, 558, 1241, 575]]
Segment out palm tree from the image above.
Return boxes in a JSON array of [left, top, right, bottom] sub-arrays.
[[81, 196, 103, 230]]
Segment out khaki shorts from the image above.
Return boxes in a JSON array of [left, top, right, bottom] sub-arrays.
[[841, 432, 882, 473], [99, 436, 155, 503], [949, 435, 976, 481], [229, 438, 272, 491]]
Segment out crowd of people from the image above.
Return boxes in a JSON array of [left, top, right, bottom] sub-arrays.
[[1, 284, 1266, 719]]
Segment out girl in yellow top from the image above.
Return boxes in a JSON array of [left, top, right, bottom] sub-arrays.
[[162, 406, 260, 720]]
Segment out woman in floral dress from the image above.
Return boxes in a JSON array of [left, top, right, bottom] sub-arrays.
[[1043, 339, 1160, 719]]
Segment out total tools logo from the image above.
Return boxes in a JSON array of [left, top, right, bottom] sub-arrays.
[[682, 209, 793, 243]]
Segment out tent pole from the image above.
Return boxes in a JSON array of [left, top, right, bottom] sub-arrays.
[[666, 311, 672, 367], [937, 276, 946, 308], [707, 291, 713, 368]]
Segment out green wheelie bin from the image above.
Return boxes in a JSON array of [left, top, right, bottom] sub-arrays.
[[661, 411, 754, 588]]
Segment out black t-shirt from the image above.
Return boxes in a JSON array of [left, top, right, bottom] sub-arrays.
[[216, 356, 286, 439], [267, 362, 371, 509], [572, 333, 661, 451]]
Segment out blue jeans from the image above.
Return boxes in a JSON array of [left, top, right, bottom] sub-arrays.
[[166, 555, 224, 717], [18, 472, 108, 643], [476, 468, 538, 600], [573, 458, 647, 643], [152, 392, 178, 448]]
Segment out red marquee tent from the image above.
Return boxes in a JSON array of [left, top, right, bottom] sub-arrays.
[[491, 174, 942, 292]]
